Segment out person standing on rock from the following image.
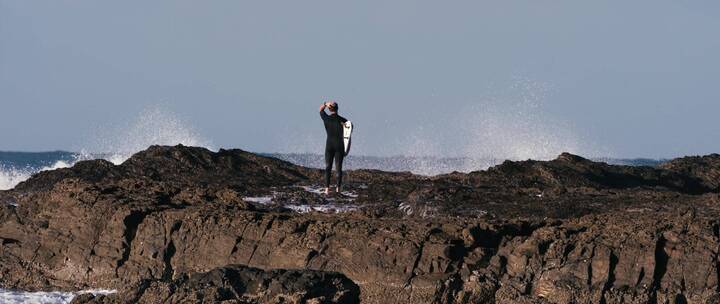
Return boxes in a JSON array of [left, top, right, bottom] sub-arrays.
[[319, 101, 348, 195]]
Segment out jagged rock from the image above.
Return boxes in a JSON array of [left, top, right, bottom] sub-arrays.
[[476, 152, 710, 194], [14, 145, 312, 194], [660, 153, 720, 191], [71, 264, 359, 304], [1, 145, 720, 303]]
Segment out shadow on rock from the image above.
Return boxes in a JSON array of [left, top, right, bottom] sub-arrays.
[[72, 264, 360, 304]]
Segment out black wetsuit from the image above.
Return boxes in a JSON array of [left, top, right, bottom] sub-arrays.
[[320, 111, 347, 189]]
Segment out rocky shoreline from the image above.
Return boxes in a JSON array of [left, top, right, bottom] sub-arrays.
[[1, 145, 719, 303]]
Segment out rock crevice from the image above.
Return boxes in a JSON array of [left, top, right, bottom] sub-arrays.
[[1, 145, 719, 303]]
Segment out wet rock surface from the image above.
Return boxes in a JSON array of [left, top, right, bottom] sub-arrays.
[[1, 145, 720, 303]]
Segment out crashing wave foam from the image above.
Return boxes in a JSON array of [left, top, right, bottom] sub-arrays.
[[83, 106, 214, 165], [0, 289, 116, 304], [0, 161, 72, 191], [0, 107, 213, 191], [396, 79, 606, 174], [277, 79, 607, 175], [0, 167, 31, 191]]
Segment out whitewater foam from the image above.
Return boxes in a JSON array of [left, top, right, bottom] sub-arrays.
[[0, 167, 30, 191], [390, 78, 608, 174], [84, 106, 215, 165], [243, 196, 274, 204], [0, 160, 72, 191], [284, 204, 359, 214], [274, 79, 606, 175], [0, 289, 116, 304], [0, 107, 214, 191]]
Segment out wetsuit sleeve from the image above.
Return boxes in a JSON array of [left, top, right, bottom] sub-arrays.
[[320, 111, 329, 122], [338, 115, 348, 123]]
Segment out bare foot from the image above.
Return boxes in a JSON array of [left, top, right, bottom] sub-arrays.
[[324, 188, 330, 195], [336, 187, 341, 193]]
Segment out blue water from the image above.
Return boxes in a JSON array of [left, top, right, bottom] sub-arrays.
[[0, 150, 666, 191], [0, 149, 667, 303], [0, 151, 77, 169]]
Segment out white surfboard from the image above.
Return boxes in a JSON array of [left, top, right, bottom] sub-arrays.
[[343, 121, 353, 156]]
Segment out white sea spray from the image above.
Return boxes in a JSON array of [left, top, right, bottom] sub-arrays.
[[0, 289, 116, 304]]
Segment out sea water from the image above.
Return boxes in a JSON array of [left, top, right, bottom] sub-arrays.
[[0, 97, 666, 301], [0, 150, 665, 191], [0, 108, 216, 301], [0, 289, 116, 304], [0, 151, 664, 301], [0, 105, 667, 302]]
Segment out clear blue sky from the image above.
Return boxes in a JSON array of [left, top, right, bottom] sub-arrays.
[[1, 1, 719, 158]]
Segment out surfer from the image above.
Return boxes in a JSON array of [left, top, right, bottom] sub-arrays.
[[319, 101, 348, 195]]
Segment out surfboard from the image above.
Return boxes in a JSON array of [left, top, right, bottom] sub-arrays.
[[343, 121, 353, 156]]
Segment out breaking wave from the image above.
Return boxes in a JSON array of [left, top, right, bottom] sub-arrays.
[[0, 161, 72, 190], [0, 288, 116, 304], [81, 106, 214, 165], [396, 79, 606, 174], [277, 79, 606, 175], [0, 107, 213, 190], [0, 81, 605, 187]]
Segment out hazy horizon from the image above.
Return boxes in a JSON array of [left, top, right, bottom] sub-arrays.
[[2, 1, 719, 159], [0, 148, 682, 162]]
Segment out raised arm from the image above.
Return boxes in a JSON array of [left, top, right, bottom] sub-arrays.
[[319, 102, 327, 113], [319, 102, 330, 120]]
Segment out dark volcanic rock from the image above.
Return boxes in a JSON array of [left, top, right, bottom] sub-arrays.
[[660, 153, 720, 192], [71, 264, 359, 304], [2, 145, 720, 303], [476, 152, 710, 194], [13, 145, 311, 194]]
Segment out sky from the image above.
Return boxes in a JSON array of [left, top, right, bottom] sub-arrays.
[[1, 1, 719, 159]]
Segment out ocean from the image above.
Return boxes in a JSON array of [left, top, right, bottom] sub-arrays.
[[0, 107, 667, 303], [0, 289, 116, 304], [0, 149, 667, 303], [0, 150, 666, 192]]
